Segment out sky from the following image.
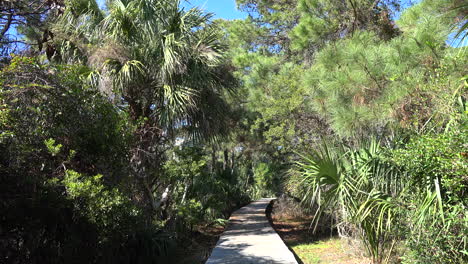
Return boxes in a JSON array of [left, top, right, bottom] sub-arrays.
[[182, 0, 247, 20], [97, 0, 247, 20]]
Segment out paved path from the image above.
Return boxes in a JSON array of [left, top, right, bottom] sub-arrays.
[[206, 198, 298, 264]]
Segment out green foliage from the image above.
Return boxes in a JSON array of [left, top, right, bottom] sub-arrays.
[[236, 0, 299, 53], [163, 145, 251, 229], [392, 129, 467, 200], [51, 0, 238, 218], [0, 56, 131, 175], [210, 218, 230, 227], [292, 128, 467, 263], [165, 147, 208, 183], [389, 122, 468, 263], [61, 170, 134, 227], [292, 0, 400, 51], [176, 199, 203, 230], [253, 162, 283, 197], [291, 139, 402, 263], [303, 27, 460, 137], [401, 202, 467, 264], [44, 138, 63, 156], [0, 56, 166, 263], [55, 0, 234, 138], [450, 2, 468, 44], [244, 59, 310, 148]]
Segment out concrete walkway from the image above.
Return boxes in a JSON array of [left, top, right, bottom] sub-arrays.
[[206, 198, 298, 264]]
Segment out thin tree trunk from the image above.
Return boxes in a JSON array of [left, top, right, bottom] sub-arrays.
[[211, 145, 217, 173], [223, 149, 229, 170], [0, 13, 13, 39], [181, 184, 188, 204], [142, 177, 157, 210], [230, 149, 235, 173]]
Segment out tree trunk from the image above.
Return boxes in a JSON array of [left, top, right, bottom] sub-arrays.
[[127, 99, 162, 217], [211, 145, 217, 173], [230, 149, 235, 172], [181, 184, 188, 204], [223, 149, 229, 170]]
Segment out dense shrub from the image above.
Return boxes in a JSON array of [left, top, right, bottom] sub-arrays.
[[391, 125, 468, 264], [164, 146, 251, 230], [0, 57, 170, 263]]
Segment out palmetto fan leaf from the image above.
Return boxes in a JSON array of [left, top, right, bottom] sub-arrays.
[[293, 138, 405, 263], [449, 2, 468, 43], [293, 143, 348, 232], [157, 84, 197, 127], [357, 191, 396, 235], [107, 59, 146, 88], [54, 0, 234, 142], [101, 0, 138, 41]]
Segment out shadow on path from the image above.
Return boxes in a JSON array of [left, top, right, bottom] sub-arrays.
[[205, 198, 298, 264]]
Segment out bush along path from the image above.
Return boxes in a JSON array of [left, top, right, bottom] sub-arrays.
[[206, 198, 298, 264]]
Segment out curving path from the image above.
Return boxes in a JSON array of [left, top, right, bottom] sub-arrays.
[[206, 198, 298, 264]]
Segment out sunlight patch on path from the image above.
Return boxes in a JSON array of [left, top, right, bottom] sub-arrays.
[[206, 198, 298, 264]]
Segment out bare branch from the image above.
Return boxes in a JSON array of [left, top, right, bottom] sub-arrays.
[[0, 39, 39, 45], [0, 13, 12, 38]]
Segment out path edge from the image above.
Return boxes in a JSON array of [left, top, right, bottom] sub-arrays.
[[266, 199, 305, 264]]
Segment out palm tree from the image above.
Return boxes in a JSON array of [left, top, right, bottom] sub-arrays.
[[54, 0, 235, 214], [452, 2, 468, 44], [291, 139, 403, 264]]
